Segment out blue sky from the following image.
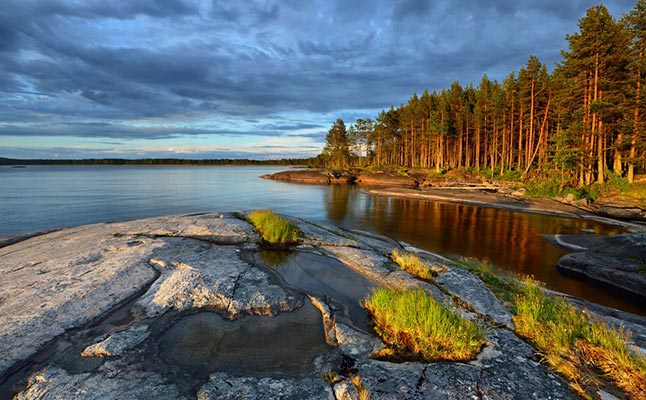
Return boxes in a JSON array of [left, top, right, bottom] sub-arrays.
[[0, 0, 637, 159]]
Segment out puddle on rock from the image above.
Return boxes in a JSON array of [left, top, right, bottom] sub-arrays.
[[249, 250, 376, 332], [159, 300, 329, 379]]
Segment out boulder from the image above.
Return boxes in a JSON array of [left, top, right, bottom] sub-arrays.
[[554, 232, 646, 298]]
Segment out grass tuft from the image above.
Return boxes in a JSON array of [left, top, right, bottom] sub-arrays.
[[391, 250, 443, 281], [248, 209, 301, 245], [350, 375, 371, 400], [455, 257, 646, 399], [513, 278, 646, 399], [363, 287, 486, 362]]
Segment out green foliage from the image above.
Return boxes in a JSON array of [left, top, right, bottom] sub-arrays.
[[248, 209, 301, 245], [322, 119, 351, 169], [580, 171, 630, 200], [626, 182, 646, 200], [524, 175, 579, 198], [391, 250, 442, 281], [363, 288, 486, 362], [455, 258, 646, 399], [513, 278, 646, 398]]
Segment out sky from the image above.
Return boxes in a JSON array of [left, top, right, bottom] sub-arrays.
[[0, 0, 638, 160]]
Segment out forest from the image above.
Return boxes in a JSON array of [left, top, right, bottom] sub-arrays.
[[321, 2, 646, 193], [0, 157, 310, 166]]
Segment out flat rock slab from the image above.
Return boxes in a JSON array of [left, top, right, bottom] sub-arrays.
[[110, 213, 257, 244], [435, 267, 515, 329], [15, 363, 184, 400], [197, 373, 332, 400], [82, 324, 150, 357], [136, 238, 299, 318], [0, 224, 164, 376]]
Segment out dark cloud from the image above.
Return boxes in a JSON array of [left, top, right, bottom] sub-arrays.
[[0, 0, 637, 157], [26, 0, 198, 20]]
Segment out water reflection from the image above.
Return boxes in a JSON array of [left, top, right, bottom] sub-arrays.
[[324, 187, 640, 315], [159, 301, 329, 378], [250, 251, 376, 332]]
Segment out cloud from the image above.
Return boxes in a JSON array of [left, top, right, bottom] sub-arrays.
[[0, 0, 637, 159]]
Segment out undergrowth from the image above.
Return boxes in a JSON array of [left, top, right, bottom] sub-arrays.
[[457, 257, 646, 399], [247, 209, 301, 245], [363, 287, 486, 362]]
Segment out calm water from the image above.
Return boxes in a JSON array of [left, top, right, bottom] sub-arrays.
[[0, 165, 640, 314]]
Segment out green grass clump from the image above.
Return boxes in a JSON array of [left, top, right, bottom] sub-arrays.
[[513, 278, 646, 399], [391, 250, 442, 281], [363, 288, 486, 362], [454, 257, 646, 398], [248, 209, 301, 245]]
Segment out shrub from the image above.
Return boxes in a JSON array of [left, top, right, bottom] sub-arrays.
[[248, 209, 301, 245], [363, 288, 486, 362]]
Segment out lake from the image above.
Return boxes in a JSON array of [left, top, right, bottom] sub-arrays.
[[0, 165, 640, 314]]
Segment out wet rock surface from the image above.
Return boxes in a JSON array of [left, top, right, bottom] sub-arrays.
[[0, 212, 643, 399], [550, 232, 646, 298]]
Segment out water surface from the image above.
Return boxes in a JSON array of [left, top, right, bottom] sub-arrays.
[[0, 165, 640, 314]]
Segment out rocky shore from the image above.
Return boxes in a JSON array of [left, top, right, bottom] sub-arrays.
[[1, 213, 644, 399]]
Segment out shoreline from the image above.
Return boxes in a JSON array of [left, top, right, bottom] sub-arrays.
[[263, 168, 646, 230]]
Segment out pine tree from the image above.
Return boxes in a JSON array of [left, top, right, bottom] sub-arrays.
[[322, 119, 351, 169], [624, 0, 646, 182]]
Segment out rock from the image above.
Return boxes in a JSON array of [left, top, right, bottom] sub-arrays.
[[555, 232, 646, 298], [136, 238, 299, 318], [15, 364, 184, 400], [335, 323, 384, 359], [511, 188, 526, 197], [557, 252, 646, 298], [435, 267, 515, 329], [197, 373, 333, 400], [591, 197, 646, 221], [81, 324, 150, 357], [292, 219, 358, 247], [353, 329, 577, 400], [333, 379, 360, 400], [321, 246, 392, 285], [308, 295, 338, 346], [261, 169, 337, 184], [0, 224, 164, 376], [0, 213, 635, 399], [111, 213, 257, 244]]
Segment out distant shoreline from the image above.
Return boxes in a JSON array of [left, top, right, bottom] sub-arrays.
[[0, 157, 313, 167]]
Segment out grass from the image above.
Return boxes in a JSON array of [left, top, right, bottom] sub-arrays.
[[247, 209, 301, 245], [350, 375, 371, 400], [391, 250, 444, 281], [625, 182, 646, 201], [363, 287, 486, 362], [513, 279, 646, 399], [456, 257, 646, 399]]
